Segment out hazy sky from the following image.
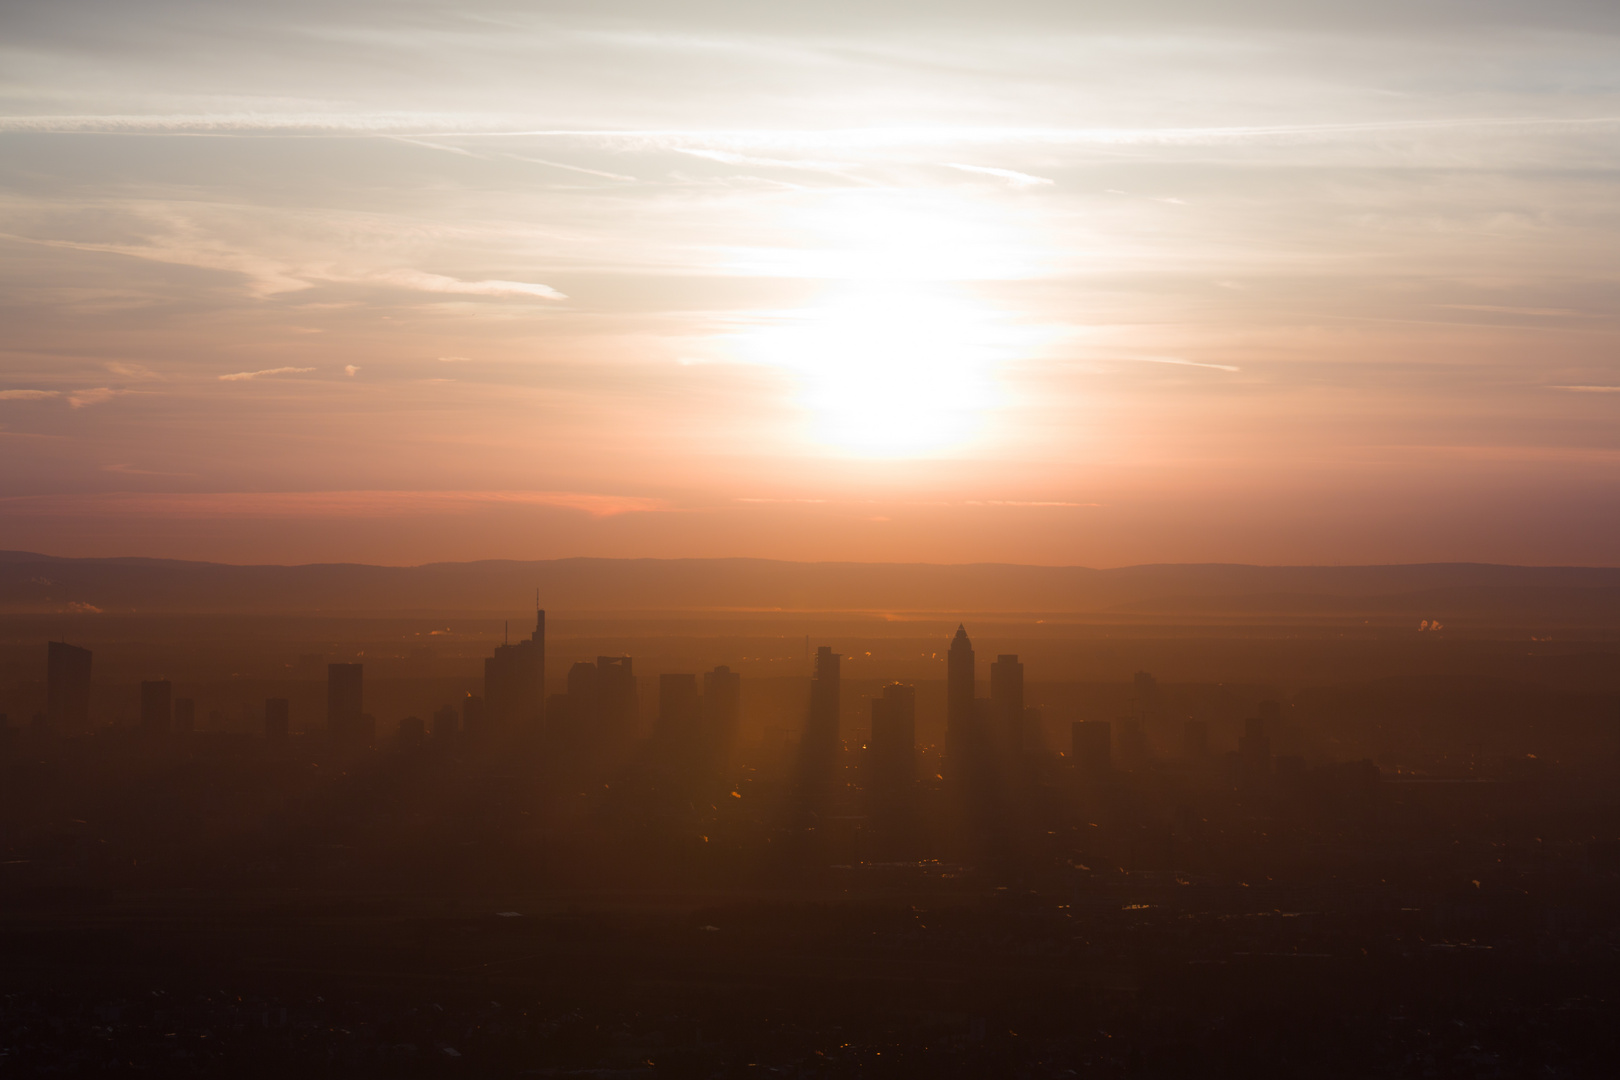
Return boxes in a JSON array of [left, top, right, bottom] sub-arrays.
[[2, 0, 1617, 566]]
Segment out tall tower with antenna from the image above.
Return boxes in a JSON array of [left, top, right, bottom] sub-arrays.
[[482, 591, 546, 732]]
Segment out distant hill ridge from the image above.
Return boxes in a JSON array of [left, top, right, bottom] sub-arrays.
[[1, 552, 1617, 622]]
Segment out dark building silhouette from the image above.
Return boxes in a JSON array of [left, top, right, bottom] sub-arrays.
[[46, 641, 92, 735], [398, 716, 425, 745], [327, 663, 363, 740], [1240, 715, 1272, 780], [462, 692, 485, 738], [546, 661, 599, 747], [867, 682, 917, 849], [484, 608, 545, 732], [139, 680, 172, 736], [869, 682, 916, 794], [657, 673, 701, 745], [799, 646, 842, 786], [567, 660, 600, 708], [1184, 718, 1208, 759], [990, 653, 1025, 750], [546, 656, 639, 751], [946, 625, 975, 761], [174, 697, 195, 735], [595, 656, 638, 739], [431, 703, 458, 741], [702, 665, 742, 771], [1116, 716, 1148, 770], [1133, 670, 1158, 718], [1275, 753, 1307, 787], [265, 697, 290, 741], [1021, 707, 1044, 752], [1072, 720, 1112, 780], [1255, 698, 1299, 756]]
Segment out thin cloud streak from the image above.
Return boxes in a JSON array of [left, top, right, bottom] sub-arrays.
[[943, 163, 1053, 187], [378, 271, 567, 301], [218, 367, 318, 381], [1118, 357, 1243, 373], [0, 490, 673, 519]]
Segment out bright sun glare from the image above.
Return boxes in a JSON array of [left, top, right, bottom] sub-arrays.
[[751, 285, 1004, 456], [731, 191, 1039, 458]]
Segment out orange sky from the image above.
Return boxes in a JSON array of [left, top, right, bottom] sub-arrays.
[[1, 1, 1617, 566]]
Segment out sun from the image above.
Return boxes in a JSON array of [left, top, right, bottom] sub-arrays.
[[739, 283, 1011, 457], [718, 187, 1047, 457]]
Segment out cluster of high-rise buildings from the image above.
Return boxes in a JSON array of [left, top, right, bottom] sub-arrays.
[[27, 615, 1295, 788]]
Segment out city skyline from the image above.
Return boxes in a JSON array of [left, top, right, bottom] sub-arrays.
[[2, 5, 1617, 1074]]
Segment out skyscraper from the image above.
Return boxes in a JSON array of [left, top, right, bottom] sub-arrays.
[[869, 681, 916, 792], [398, 716, 425, 744], [1134, 670, 1158, 718], [484, 607, 545, 732], [46, 641, 92, 735], [545, 660, 599, 747], [803, 646, 842, 778], [327, 662, 363, 740], [595, 656, 638, 739], [657, 673, 701, 745], [567, 660, 600, 707], [1116, 716, 1148, 771], [1184, 718, 1209, 759], [702, 665, 742, 770], [544, 656, 639, 752], [139, 680, 172, 736], [265, 697, 290, 740], [1072, 720, 1112, 780], [868, 681, 916, 835], [1240, 715, 1272, 781], [462, 692, 485, 738], [946, 625, 975, 760], [431, 703, 459, 741], [173, 697, 195, 735], [990, 653, 1024, 749]]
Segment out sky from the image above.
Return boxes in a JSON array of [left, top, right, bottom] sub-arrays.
[[1, 0, 1617, 567]]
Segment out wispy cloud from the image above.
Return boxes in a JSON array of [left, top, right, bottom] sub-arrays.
[[0, 229, 312, 296], [379, 271, 566, 301], [344, 365, 360, 377], [978, 500, 1101, 507], [1551, 385, 1620, 393], [218, 367, 317, 382], [675, 148, 856, 173], [0, 490, 670, 519], [105, 361, 159, 378], [0, 112, 482, 134], [68, 388, 133, 407], [104, 463, 196, 477], [0, 389, 59, 400], [944, 163, 1053, 188], [497, 152, 638, 182], [1121, 357, 1242, 373], [1438, 304, 1583, 316]]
